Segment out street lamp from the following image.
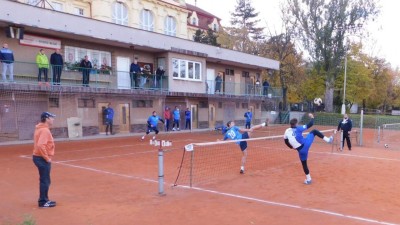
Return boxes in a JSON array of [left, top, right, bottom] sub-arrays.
[[341, 46, 347, 115]]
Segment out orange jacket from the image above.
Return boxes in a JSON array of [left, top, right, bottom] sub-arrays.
[[32, 123, 55, 162]]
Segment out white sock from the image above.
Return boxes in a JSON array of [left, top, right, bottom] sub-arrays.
[[240, 166, 244, 171], [306, 174, 311, 181], [323, 136, 330, 142], [141, 136, 145, 139]]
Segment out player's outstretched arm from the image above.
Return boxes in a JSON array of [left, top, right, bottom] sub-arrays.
[[305, 113, 314, 129]]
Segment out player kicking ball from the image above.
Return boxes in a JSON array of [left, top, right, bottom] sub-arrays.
[[283, 113, 333, 185], [220, 118, 269, 174], [142, 111, 164, 141]]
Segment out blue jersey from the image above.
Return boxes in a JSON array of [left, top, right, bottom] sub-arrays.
[[173, 110, 180, 120], [223, 126, 243, 144], [148, 115, 161, 127], [185, 110, 191, 119], [244, 112, 252, 122], [104, 108, 114, 120]]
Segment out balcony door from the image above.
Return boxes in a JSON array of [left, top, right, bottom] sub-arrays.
[[117, 57, 131, 89]]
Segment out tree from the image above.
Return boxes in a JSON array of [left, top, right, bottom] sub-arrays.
[[193, 29, 220, 46], [228, 0, 264, 54], [285, 0, 379, 112]]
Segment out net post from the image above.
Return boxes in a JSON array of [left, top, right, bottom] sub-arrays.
[[359, 109, 364, 146], [158, 141, 165, 196]]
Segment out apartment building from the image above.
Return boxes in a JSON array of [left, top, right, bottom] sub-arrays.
[[0, 0, 279, 141]]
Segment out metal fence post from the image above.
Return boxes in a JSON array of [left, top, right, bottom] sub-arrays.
[[359, 109, 364, 146]]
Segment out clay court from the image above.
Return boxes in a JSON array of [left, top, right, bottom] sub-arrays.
[[0, 127, 399, 225]]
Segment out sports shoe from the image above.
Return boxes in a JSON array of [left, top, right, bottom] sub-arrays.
[[152, 136, 156, 140], [39, 200, 56, 208], [304, 179, 312, 185], [172, 128, 176, 131], [328, 136, 333, 143], [177, 128, 180, 131], [240, 169, 244, 174], [141, 136, 145, 141]]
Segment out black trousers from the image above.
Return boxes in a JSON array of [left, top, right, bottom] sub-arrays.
[[52, 65, 62, 84], [33, 156, 51, 205], [38, 68, 48, 82], [342, 131, 352, 149], [82, 70, 90, 87]]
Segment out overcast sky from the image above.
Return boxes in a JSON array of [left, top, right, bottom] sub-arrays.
[[186, 0, 400, 69]]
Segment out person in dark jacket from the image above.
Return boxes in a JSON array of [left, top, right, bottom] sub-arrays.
[[215, 72, 223, 93], [0, 43, 14, 82], [155, 66, 165, 88], [50, 49, 63, 85], [129, 58, 141, 89], [80, 55, 92, 87], [337, 114, 353, 150]]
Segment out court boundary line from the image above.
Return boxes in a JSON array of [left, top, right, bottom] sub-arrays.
[[18, 155, 399, 225]]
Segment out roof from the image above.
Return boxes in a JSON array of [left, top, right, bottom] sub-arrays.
[[186, 3, 221, 20]]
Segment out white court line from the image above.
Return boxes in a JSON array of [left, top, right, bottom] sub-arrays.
[[19, 155, 398, 225], [311, 151, 400, 162]]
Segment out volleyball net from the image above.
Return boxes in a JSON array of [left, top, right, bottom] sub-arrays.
[[173, 129, 337, 188]]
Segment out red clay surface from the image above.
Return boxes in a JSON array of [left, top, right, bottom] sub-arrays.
[[0, 127, 399, 225]]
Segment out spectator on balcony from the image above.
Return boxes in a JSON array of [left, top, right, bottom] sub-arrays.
[[263, 79, 270, 96], [215, 72, 223, 93], [80, 55, 92, 87], [50, 49, 63, 85], [155, 66, 165, 89], [129, 58, 140, 89], [0, 43, 14, 83], [140, 64, 151, 88], [36, 49, 50, 87]]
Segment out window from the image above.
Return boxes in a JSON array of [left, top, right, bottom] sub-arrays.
[[165, 16, 176, 36], [74, 7, 84, 16], [213, 23, 219, 32], [242, 103, 248, 109], [172, 58, 202, 81], [64, 46, 111, 69], [199, 101, 208, 108], [51, 2, 63, 11], [49, 98, 59, 108], [78, 99, 95, 108], [218, 102, 223, 108], [27, 0, 40, 6], [141, 9, 154, 31], [242, 71, 250, 78], [132, 100, 153, 108], [112, 2, 128, 25], [225, 69, 234, 76], [192, 17, 197, 26], [236, 102, 240, 109]]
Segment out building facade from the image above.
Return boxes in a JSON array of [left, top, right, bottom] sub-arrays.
[[0, 0, 280, 141]]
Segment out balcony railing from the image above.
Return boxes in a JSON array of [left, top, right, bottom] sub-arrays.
[[205, 79, 282, 98], [0, 61, 282, 97]]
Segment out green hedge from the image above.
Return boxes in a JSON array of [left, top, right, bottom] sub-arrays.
[[300, 112, 400, 129]]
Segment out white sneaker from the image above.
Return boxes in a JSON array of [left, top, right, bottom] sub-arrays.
[[141, 136, 145, 140], [177, 128, 180, 131], [172, 128, 176, 131], [304, 179, 312, 185], [152, 136, 156, 140], [328, 136, 333, 143]]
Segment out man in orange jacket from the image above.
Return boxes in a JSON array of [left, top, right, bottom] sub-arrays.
[[32, 112, 57, 208]]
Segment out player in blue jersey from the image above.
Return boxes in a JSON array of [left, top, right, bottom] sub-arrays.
[[221, 118, 269, 174], [141, 111, 165, 141], [283, 113, 333, 185]]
